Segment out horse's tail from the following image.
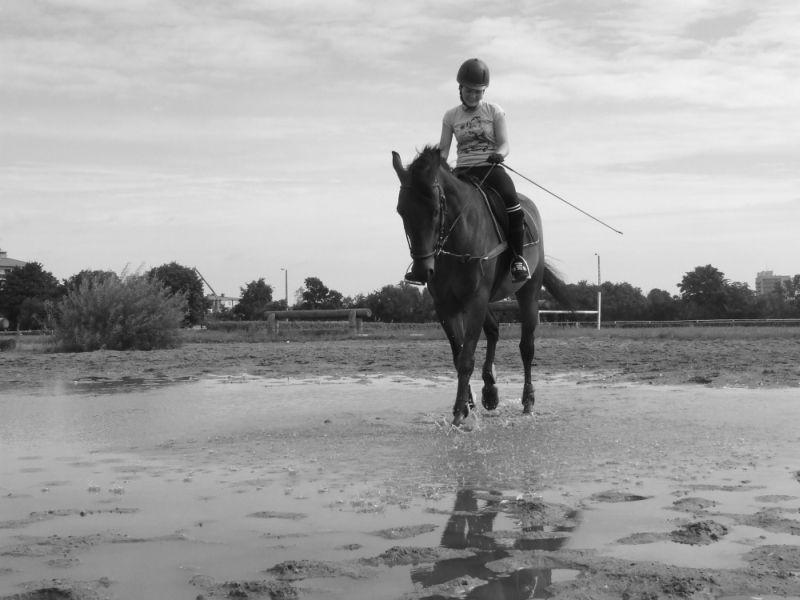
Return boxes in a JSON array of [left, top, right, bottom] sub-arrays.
[[543, 262, 574, 311]]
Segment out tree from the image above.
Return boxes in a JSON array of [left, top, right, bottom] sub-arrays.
[[147, 262, 206, 326], [786, 275, 800, 317], [299, 277, 344, 310], [55, 272, 186, 351], [646, 289, 682, 321], [64, 269, 119, 291], [678, 265, 729, 319], [0, 262, 63, 329], [361, 282, 436, 322], [723, 281, 756, 318], [234, 278, 274, 320], [560, 280, 597, 311], [598, 282, 647, 321]]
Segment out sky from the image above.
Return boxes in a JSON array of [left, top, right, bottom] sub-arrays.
[[2, 0, 798, 301]]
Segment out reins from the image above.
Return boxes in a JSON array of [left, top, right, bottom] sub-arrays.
[[401, 174, 507, 264]]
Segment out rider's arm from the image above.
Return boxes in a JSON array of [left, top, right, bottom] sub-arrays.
[[493, 112, 510, 158], [439, 121, 453, 163]]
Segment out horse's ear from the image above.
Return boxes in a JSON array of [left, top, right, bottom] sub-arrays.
[[392, 151, 409, 185]]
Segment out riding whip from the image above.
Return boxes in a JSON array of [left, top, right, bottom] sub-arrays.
[[504, 164, 624, 235]]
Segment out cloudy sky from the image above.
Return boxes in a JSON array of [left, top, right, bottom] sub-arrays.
[[2, 0, 798, 301]]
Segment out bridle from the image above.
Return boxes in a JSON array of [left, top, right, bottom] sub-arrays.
[[400, 177, 506, 264], [400, 179, 463, 261]]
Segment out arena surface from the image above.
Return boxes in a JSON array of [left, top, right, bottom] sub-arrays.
[[1, 336, 799, 599]]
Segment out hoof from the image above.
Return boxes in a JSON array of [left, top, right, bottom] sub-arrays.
[[521, 384, 535, 414], [481, 385, 499, 411], [452, 406, 470, 426]]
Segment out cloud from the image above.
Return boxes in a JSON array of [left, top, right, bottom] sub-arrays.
[[2, 0, 797, 297]]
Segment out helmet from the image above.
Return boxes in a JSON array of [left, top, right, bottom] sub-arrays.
[[457, 58, 490, 87]]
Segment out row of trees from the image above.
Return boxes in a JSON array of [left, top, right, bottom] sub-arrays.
[[564, 265, 800, 322], [0, 262, 208, 330], [2, 262, 799, 332], [209, 264, 800, 323]]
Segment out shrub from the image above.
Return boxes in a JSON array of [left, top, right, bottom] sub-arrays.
[[54, 272, 187, 351]]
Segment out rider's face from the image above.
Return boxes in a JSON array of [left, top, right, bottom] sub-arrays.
[[461, 85, 485, 108]]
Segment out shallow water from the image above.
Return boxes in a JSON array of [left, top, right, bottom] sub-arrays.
[[2, 376, 799, 598]]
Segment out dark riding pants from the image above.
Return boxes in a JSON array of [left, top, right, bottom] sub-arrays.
[[455, 165, 525, 257]]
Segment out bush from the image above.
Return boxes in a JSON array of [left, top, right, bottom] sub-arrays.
[[54, 272, 187, 351]]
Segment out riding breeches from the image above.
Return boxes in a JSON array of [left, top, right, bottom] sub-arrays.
[[454, 165, 521, 213], [455, 164, 525, 256]]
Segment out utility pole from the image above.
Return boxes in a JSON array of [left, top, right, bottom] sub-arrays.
[[285, 268, 289, 310], [595, 253, 602, 330]]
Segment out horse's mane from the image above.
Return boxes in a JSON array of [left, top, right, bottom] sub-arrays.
[[408, 146, 446, 189]]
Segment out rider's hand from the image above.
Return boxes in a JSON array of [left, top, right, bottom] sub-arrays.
[[487, 153, 505, 164]]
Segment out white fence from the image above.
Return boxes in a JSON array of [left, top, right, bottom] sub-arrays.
[[490, 298, 601, 329]]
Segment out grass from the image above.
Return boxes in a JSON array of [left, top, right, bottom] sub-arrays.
[[188, 321, 800, 343], [4, 321, 798, 355]]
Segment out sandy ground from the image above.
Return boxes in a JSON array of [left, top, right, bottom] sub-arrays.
[[1, 335, 800, 599], [2, 333, 799, 391]]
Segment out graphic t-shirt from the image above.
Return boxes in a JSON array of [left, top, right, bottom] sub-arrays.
[[442, 101, 505, 168]]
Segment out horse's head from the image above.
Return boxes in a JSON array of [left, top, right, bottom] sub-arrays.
[[392, 147, 446, 285]]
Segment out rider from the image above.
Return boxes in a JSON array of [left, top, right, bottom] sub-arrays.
[[439, 58, 530, 283]]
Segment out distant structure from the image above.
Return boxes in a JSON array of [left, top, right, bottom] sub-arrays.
[[0, 249, 27, 285], [205, 294, 239, 312], [755, 270, 791, 296], [192, 267, 239, 313]]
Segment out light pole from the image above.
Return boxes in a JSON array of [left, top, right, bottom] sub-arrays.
[[281, 267, 288, 310], [594, 253, 602, 330], [595, 253, 601, 287]]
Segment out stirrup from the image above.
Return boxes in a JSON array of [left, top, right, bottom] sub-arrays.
[[511, 256, 531, 283], [404, 272, 426, 286]]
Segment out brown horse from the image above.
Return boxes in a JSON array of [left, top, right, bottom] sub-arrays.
[[392, 146, 571, 425]]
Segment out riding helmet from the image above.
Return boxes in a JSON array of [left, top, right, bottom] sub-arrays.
[[457, 58, 490, 87]]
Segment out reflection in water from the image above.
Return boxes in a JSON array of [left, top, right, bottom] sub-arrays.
[[411, 488, 578, 599]]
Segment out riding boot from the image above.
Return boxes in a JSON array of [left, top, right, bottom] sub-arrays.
[[508, 209, 530, 283]]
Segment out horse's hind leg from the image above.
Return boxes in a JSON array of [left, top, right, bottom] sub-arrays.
[[516, 283, 539, 414], [481, 310, 500, 411]]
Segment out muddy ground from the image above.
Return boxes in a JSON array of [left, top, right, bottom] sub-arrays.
[[2, 332, 799, 391], [1, 334, 800, 599]]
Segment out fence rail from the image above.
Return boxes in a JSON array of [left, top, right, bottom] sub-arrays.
[[604, 318, 800, 328], [0, 329, 53, 336], [489, 301, 601, 329], [265, 308, 373, 334]]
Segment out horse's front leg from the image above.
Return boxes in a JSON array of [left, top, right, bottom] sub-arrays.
[[440, 312, 484, 426], [481, 310, 500, 411]]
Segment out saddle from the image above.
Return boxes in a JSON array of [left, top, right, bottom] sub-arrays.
[[455, 172, 540, 247]]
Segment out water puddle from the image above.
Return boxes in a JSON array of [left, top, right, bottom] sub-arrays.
[[1, 447, 580, 599], [2, 376, 799, 598]]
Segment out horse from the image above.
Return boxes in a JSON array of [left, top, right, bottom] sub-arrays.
[[392, 146, 571, 426]]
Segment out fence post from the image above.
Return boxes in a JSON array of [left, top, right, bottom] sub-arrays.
[[267, 313, 277, 334], [348, 309, 359, 334], [596, 291, 602, 330]]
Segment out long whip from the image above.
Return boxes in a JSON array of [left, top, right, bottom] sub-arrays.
[[504, 163, 623, 235]]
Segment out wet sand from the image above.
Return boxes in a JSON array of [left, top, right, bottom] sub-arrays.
[[2, 337, 800, 599]]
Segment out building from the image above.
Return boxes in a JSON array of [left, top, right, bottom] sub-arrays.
[[0, 249, 27, 285], [755, 270, 791, 296], [205, 294, 239, 312]]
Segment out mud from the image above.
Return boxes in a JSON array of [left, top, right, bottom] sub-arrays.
[[2, 338, 800, 599]]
